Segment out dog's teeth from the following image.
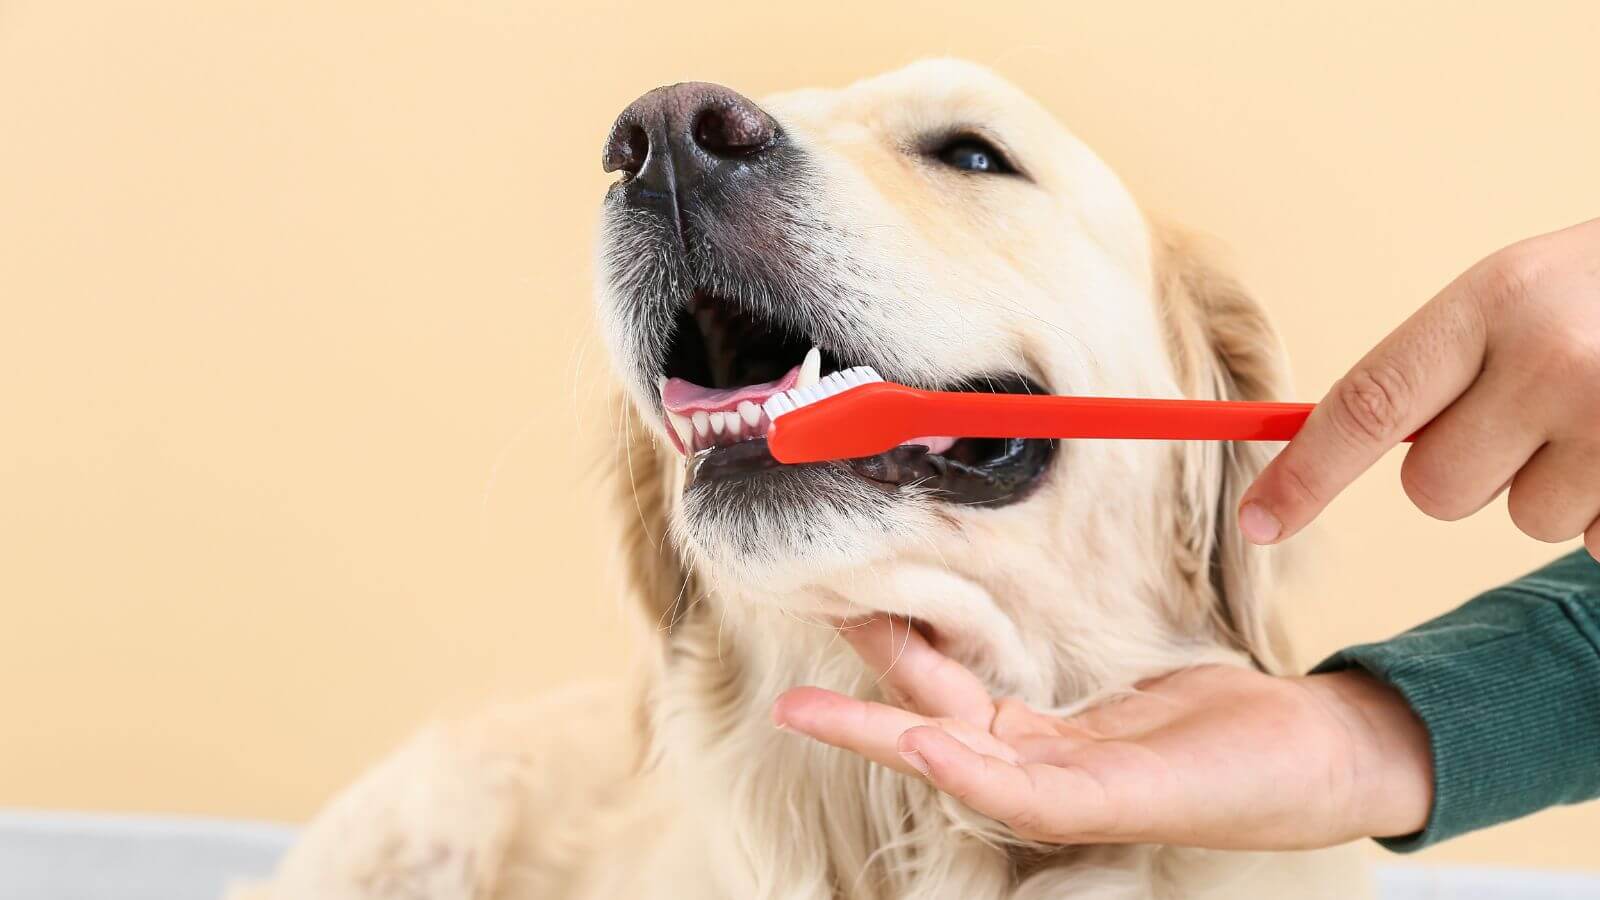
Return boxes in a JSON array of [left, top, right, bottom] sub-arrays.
[[692, 411, 710, 439], [709, 411, 726, 436], [724, 411, 743, 438], [656, 375, 667, 396], [667, 411, 693, 449], [797, 346, 821, 390], [738, 401, 760, 428]]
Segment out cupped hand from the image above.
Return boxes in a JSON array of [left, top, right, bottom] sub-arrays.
[[1240, 217, 1600, 559], [773, 616, 1432, 850]]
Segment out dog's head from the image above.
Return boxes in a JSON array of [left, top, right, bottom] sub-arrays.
[[596, 60, 1290, 693]]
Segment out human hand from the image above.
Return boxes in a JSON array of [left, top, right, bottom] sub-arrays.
[[1238, 218, 1600, 560], [773, 616, 1432, 849]]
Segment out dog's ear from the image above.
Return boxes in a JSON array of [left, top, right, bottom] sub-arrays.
[[1153, 225, 1295, 673], [611, 398, 699, 634]]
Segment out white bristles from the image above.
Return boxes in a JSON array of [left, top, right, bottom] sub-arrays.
[[762, 365, 882, 422]]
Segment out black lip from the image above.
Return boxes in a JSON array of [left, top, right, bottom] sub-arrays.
[[688, 375, 1057, 508]]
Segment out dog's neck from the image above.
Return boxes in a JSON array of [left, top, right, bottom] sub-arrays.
[[645, 529, 1244, 899]]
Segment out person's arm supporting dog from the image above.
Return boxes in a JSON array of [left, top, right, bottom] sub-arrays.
[[1315, 549, 1600, 851], [776, 553, 1600, 850], [777, 220, 1600, 849], [775, 615, 1437, 849]]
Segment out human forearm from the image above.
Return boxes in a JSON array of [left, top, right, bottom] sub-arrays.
[[1313, 550, 1600, 851]]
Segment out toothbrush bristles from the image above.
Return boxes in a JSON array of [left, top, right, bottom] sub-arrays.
[[762, 365, 882, 422]]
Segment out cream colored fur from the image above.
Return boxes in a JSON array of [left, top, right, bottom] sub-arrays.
[[235, 60, 1367, 899]]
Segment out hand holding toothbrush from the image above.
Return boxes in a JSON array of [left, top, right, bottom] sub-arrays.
[[1239, 217, 1600, 559]]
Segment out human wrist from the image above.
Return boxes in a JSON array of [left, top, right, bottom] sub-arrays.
[[1302, 669, 1434, 839]]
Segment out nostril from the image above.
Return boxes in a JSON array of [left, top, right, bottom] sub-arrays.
[[692, 106, 773, 158], [603, 122, 650, 177], [605, 83, 776, 183]]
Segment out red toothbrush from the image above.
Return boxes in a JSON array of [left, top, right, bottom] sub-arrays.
[[761, 366, 1411, 465]]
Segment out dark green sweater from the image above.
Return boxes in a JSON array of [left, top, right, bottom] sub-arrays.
[[1314, 549, 1600, 851]]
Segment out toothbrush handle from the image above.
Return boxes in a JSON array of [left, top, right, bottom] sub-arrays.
[[767, 383, 1417, 464], [914, 391, 1319, 441]]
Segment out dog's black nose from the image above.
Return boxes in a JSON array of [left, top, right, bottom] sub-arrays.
[[602, 82, 779, 196]]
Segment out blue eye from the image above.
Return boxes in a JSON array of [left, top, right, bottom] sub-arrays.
[[935, 137, 1015, 174]]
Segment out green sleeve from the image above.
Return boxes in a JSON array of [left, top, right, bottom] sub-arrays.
[[1311, 549, 1600, 852]]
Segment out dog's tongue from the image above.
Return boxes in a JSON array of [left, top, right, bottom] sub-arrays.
[[662, 366, 800, 414]]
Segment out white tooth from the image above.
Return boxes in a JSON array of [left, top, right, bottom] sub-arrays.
[[725, 411, 743, 438], [692, 411, 710, 438], [667, 412, 693, 448], [710, 411, 725, 435], [738, 401, 760, 427], [657, 375, 667, 396], [797, 346, 821, 389]]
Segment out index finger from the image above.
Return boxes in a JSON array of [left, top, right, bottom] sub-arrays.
[[1238, 276, 1489, 544], [838, 615, 995, 729]]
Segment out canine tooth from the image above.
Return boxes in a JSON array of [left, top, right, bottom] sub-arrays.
[[710, 411, 725, 435], [738, 401, 760, 427], [692, 411, 710, 438], [656, 375, 667, 396], [725, 411, 743, 438], [797, 346, 821, 389], [667, 412, 693, 448]]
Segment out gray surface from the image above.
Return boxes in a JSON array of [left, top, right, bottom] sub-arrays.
[[2, 810, 1599, 899], [1374, 864, 1600, 900], [0, 810, 293, 899]]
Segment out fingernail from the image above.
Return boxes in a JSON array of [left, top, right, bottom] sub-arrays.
[[899, 749, 930, 776], [1239, 502, 1282, 544]]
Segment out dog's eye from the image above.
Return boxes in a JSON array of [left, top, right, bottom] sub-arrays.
[[934, 136, 1015, 175]]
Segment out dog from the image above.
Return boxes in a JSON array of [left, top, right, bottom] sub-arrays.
[[238, 59, 1368, 900]]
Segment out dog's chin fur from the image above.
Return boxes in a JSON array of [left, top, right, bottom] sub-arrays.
[[238, 60, 1369, 900], [674, 464, 937, 591]]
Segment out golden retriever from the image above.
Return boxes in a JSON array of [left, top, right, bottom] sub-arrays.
[[239, 59, 1367, 900]]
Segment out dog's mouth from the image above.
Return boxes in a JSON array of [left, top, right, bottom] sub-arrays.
[[655, 292, 1055, 507]]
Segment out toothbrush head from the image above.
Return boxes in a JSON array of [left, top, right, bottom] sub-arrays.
[[764, 366, 931, 464], [760, 365, 883, 423]]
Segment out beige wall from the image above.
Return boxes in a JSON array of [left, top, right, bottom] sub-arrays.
[[2, 0, 1595, 872]]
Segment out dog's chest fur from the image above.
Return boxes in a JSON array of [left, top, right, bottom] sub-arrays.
[[554, 588, 1368, 900]]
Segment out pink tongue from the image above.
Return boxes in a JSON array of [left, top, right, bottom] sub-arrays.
[[662, 365, 800, 414]]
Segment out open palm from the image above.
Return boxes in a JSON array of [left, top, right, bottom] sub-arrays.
[[772, 616, 1431, 849]]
